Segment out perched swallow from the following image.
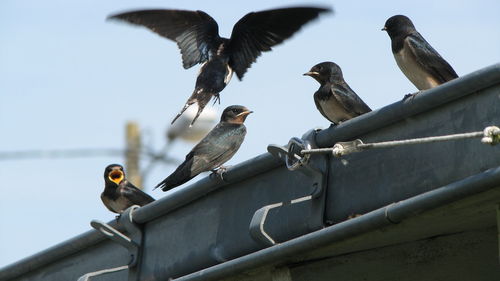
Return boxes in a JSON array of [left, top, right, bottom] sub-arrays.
[[156, 105, 252, 191], [304, 62, 371, 124], [108, 7, 330, 125], [382, 15, 458, 91], [101, 164, 155, 214]]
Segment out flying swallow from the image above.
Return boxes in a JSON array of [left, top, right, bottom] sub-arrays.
[[156, 105, 252, 191], [108, 7, 330, 125], [382, 15, 458, 92], [304, 62, 371, 124], [101, 164, 155, 214]]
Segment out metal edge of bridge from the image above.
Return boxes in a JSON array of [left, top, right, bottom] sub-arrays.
[[173, 166, 500, 281], [0, 63, 499, 281]]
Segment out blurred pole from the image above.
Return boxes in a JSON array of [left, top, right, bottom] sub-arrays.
[[125, 121, 142, 188]]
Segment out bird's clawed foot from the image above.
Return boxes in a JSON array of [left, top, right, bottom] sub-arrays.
[[212, 94, 221, 105], [211, 166, 229, 181], [329, 120, 344, 128], [402, 91, 421, 101]]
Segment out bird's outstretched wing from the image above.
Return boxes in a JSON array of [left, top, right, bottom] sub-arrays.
[[406, 33, 458, 83], [108, 9, 221, 69], [122, 181, 155, 206], [331, 83, 371, 116], [227, 7, 331, 80]]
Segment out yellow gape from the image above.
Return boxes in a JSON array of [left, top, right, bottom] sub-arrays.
[[108, 170, 124, 185]]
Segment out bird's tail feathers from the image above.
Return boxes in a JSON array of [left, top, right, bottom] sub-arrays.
[[171, 88, 214, 126], [155, 174, 194, 192], [155, 158, 195, 192], [189, 88, 213, 126], [171, 102, 194, 125]]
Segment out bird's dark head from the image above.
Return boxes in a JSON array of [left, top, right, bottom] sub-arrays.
[[382, 15, 416, 39], [304, 61, 343, 84], [104, 164, 125, 185], [221, 105, 253, 124]]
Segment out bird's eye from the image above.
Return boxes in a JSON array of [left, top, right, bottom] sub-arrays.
[[317, 66, 322, 71]]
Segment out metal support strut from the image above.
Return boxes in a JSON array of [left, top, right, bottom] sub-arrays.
[[77, 205, 144, 281], [250, 130, 327, 247]]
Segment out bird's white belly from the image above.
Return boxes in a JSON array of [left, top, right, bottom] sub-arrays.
[[225, 65, 233, 84], [394, 47, 440, 90], [103, 196, 130, 214], [319, 98, 352, 123]]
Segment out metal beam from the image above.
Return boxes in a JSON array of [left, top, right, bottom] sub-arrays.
[[1, 63, 499, 281], [172, 166, 500, 281], [271, 267, 292, 281]]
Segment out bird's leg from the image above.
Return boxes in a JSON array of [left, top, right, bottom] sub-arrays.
[[171, 102, 194, 124], [212, 93, 221, 105], [328, 120, 344, 129], [211, 166, 229, 181], [402, 90, 422, 101]]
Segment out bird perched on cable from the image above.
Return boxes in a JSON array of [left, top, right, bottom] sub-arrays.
[[101, 164, 155, 214], [382, 15, 458, 95], [156, 105, 252, 191], [304, 62, 371, 124], [108, 6, 331, 126]]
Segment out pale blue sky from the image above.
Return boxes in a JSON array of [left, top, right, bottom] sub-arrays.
[[1, 0, 499, 267]]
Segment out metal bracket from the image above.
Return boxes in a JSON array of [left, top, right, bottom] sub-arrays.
[[77, 205, 143, 281], [250, 130, 327, 247]]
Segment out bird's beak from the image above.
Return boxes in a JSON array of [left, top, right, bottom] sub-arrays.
[[303, 71, 319, 77], [108, 169, 124, 185], [381, 26, 387, 31], [236, 110, 253, 117]]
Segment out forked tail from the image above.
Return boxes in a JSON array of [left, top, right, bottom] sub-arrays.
[[171, 88, 214, 126]]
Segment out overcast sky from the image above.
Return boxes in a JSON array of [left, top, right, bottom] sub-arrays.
[[1, 0, 499, 268]]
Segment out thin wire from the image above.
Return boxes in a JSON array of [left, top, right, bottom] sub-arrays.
[[0, 148, 180, 162], [0, 148, 123, 160], [301, 130, 491, 156], [359, 131, 483, 149], [141, 139, 179, 180]]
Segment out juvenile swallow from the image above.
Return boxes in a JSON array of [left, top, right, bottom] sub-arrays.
[[156, 105, 252, 191], [382, 15, 458, 92], [304, 62, 371, 124], [101, 164, 155, 214], [108, 7, 330, 125]]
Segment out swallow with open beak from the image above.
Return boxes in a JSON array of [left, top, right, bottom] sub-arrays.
[[101, 164, 155, 214], [108, 6, 330, 126], [155, 105, 252, 191], [382, 15, 458, 95], [304, 62, 371, 124]]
